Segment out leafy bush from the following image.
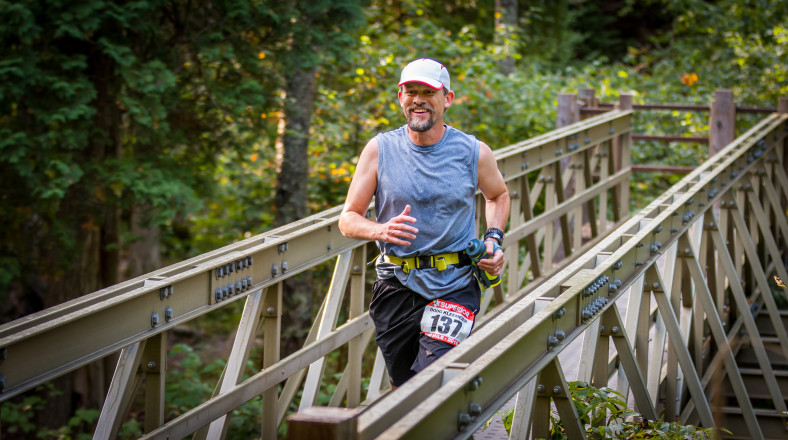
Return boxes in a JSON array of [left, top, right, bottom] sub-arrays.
[[1, 383, 104, 439], [486, 381, 728, 439]]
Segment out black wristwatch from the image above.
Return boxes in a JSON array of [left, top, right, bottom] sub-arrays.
[[483, 227, 504, 246]]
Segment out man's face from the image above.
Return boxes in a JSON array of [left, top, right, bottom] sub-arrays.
[[398, 83, 453, 133]]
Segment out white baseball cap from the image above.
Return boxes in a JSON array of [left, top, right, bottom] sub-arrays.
[[398, 58, 451, 91]]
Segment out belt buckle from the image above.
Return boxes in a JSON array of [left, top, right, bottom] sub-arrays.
[[417, 255, 431, 269]]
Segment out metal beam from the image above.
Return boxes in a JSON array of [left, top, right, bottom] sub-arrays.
[[351, 113, 788, 439]]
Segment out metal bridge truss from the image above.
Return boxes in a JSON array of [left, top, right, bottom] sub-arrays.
[[0, 98, 633, 438], [327, 111, 788, 439], [2, 98, 787, 439]]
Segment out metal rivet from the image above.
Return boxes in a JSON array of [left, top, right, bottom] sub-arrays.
[[458, 412, 472, 430], [553, 385, 562, 394], [267, 306, 275, 314], [147, 361, 157, 369], [151, 312, 159, 328], [165, 306, 173, 322]]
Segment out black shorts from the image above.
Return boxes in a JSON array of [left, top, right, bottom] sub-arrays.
[[369, 277, 480, 387]]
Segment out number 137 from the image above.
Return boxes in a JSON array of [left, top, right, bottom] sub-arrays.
[[430, 315, 463, 337]]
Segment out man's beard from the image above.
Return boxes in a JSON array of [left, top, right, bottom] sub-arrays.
[[406, 104, 438, 132]]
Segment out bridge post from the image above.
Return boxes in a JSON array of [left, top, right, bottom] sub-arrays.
[[143, 333, 166, 433], [557, 92, 580, 128], [615, 94, 633, 220], [578, 87, 597, 116], [780, 97, 788, 261], [709, 89, 736, 156], [556, 93, 580, 262], [287, 406, 360, 440], [262, 284, 282, 440]]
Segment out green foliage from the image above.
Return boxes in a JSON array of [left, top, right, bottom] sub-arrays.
[[164, 343, 264, 440], [487, 381, 728, 439], [0, 0, 293, 302], [0, 383, 103, 439], [770, 275, 788, 309], [0, 383, 59, 436]]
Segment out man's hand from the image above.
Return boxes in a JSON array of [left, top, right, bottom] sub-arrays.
[[376, 205, 418, 246], [476, 239, 504, 276]]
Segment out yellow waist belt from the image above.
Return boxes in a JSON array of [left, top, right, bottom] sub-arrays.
[[383, 252, 464, 273]]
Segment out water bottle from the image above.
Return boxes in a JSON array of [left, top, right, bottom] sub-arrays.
[[466, 238, 501, 288]]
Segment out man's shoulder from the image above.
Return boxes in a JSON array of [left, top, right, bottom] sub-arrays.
[[446, 125, 478, 142], [377, 125, 407, 138], [445, 126, 480, 154], [375, 125, 408, 147]]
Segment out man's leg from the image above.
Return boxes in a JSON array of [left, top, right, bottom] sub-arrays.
[[369, 278, 429, 387]]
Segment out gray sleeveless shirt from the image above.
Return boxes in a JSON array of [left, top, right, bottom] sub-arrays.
[[374, 124, 479, 300]]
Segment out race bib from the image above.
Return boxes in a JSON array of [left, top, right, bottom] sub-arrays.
[[420, 299, 475, 346]]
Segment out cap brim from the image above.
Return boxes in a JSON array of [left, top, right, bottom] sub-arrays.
[[398, 76, 443, 90]]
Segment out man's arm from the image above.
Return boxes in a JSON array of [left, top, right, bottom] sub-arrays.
[[338, 139, 418, 246], [476, 141, 510, 276]]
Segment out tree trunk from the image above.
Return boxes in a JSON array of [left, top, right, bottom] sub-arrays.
[[127, 204, 162, 278], [37, 48, 123, 431], [495, 0, 518, 75], [274, 64, 318, 355], [274, 66, 316, 225]]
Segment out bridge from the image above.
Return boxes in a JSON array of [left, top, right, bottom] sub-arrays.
[[1, 89, 787, 439]]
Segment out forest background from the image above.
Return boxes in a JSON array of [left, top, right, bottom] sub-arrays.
[[1, 0, 787, 437]]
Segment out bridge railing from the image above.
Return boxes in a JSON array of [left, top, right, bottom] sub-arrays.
[[0, 97, 634, 438], [308, 110, 788, 439]]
